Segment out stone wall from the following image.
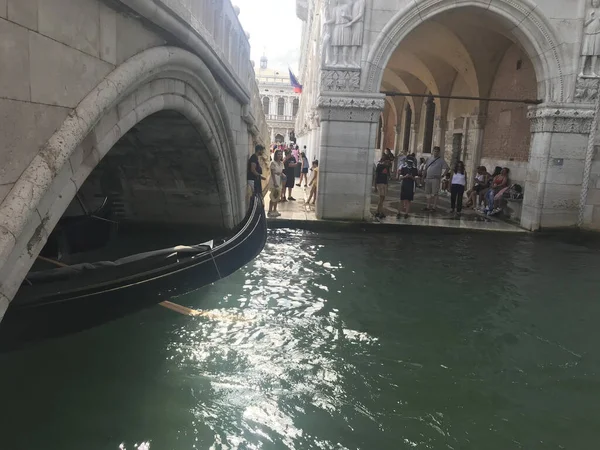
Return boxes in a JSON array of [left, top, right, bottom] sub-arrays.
[[83, 111, 225, 227], [480, 158, 528, 186], [0, 0, 268, 313], [0, 0, 166, 205], [482, 44, 537, 162]]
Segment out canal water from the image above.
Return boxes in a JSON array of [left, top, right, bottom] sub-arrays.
[[0, 229, 599, 449]]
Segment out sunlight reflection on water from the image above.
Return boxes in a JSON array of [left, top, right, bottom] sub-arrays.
[[167, 230, 378, 449], [2, 229, 599, 450]]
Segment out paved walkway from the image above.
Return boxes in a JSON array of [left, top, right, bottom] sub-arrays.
[[265, 180, 525, 233], [266, 184, 317, 221]]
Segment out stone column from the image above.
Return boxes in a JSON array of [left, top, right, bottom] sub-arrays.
[[422, 96, 436, 154], [394, 125, 402, 155], [402, 105, 412, 154], [409, 124, 418, 154], [316, 94, 385, 220], [379, 126, 386, 153], [270, 127, 275, 144], [522, 104, 595, 230], [393, 125, 402, 171], [466, 115, 486, 185], [433, 116, 445, 156]]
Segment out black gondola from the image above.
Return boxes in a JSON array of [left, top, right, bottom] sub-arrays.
[[0, 195, 267, 351]]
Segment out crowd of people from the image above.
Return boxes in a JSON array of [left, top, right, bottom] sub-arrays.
[[374, 146, 514, 219], [250, 142, 514, 220], [246, 143, 318, 218]]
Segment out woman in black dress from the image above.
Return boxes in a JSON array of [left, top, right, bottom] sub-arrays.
[[398, 159, 419, 218], [281, 150, 298, 202]]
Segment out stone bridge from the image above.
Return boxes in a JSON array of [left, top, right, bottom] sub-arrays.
[[0, 0, 269, 318]]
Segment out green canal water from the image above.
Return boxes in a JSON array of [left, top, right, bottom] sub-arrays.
[[1, 229, 599, 449]]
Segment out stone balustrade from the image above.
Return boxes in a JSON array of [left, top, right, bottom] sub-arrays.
[[121, 0, 252, 102]]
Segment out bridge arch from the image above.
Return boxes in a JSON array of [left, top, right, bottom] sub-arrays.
[[364, 0, 565, 103], [0, 46, 242, 315]]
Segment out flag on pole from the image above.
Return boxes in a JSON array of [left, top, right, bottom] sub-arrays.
[[289, 69, 303, 94]]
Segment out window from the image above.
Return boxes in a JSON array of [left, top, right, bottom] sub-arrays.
[[262, 97, 270, 115], [277, 97, 285, 116], [292, 98, 299, 117]]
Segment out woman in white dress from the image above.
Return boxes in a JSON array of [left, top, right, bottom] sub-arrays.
[[268, 150, 285, 217]]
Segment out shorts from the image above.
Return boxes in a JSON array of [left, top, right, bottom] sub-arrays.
[[285, 175, 295, 189], [400, 185, 415, 201], [376, 183, 388, 196], [302, 168, 309, 174], [270, 186, 281, 202], [425, 178, 441, 196]]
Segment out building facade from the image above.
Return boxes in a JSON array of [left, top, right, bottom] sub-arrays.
[[295, 0, 600, 231], [256, 56, 301, 145]]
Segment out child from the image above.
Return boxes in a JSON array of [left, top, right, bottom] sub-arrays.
[[441, 172, 451, 195], [307, 160, 319, 205], [397, 159, 419, 218]]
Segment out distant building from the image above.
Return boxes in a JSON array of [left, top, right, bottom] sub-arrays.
[[256, 56, 300, 145]]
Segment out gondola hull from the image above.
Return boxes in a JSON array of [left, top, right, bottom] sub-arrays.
[[0, 196, 267, 351]]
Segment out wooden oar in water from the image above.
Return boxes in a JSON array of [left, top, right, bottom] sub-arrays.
[[35, 256, 247, 322]]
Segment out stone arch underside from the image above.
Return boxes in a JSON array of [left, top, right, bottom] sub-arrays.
[[365, 0, 565, 103], [0, 46, 241, 317]]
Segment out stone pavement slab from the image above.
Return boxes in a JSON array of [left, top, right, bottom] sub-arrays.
[[265, 180, 525, 233]]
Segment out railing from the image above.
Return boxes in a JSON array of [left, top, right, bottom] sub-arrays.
[[249, 69, 270, 145], [267, 115, 296, 122], [132, 0, 252, 98], [125, 1, 269, 144]]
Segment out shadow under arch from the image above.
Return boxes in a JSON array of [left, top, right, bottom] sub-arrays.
[[0, 46, 243, 314], [364, 0, 565, 103]]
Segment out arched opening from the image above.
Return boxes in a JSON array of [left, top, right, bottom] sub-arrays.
[[365, 3, 565, 224], [292, 98, 299, 117], [275, 133, 285, 143], [0, 47, 243, 310], [374, 6, 542, 187], [38, 109, 228, 265], [277, 98, 285, 116], [262, 96, 270, 115]]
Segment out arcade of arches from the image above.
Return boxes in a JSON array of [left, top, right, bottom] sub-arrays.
[[296, 1, 600, 231], [378, 7, 538, 191]]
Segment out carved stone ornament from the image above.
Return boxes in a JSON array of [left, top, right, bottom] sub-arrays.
[[580, 0, 600, 77], [528, 105, 595, 134], [317, 95, 385, 122], [322, 0, 365, 68], [575, 77, 600, 103], [321, 69, 360, 92]]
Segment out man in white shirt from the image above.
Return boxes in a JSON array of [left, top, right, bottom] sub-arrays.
[[423, 146, 450, 211]]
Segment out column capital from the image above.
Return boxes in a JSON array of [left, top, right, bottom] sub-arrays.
[[395, 125, 403, 134], [528, 103, 595, 134], [317, 93, 385, 122]]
